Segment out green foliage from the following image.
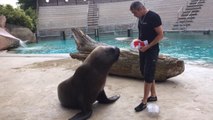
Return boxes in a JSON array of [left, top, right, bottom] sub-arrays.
[[18, 0, 36, 10], [0, 4, 34, 31], [17, 0, 37, 32], [24, 7, 37, 32]]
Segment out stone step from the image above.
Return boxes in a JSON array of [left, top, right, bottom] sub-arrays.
[[88, 21, 98, 23], [88, 21, 98, 24], [185, 6, 201, 10], [191, 0, 205, 2], [88, 24, 98, 27], [87, 25, 98, 27], [172, 0, 205, 30], [172, 26, 186, 29], [183, 10, 199, 13], [88, 22, 98, 24], [187, 4, 203, 7], [88, 18, 98, 20], [186, 5, 202, 8], [87, 24, 98, 27], [88, 19, 98, 22], [88, 9, 96, 12], [88, 20, 98, 22], [87, 3, 98, 28], [176, 19, 193, 23], [178, 16, 195, 19], [88, 14, 98, 16], [88, 13, 98, 15], [172, 27, 186, 30], [173, 23, 190, 27], [190, 1, 205, 4], [181, 12, 197, 16], [87, 17, 98, 21]]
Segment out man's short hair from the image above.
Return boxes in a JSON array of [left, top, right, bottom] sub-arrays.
[[130, 1, 144, 11]]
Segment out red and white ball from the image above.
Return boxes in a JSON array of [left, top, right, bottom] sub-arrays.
[[130, 39, 148, 50]]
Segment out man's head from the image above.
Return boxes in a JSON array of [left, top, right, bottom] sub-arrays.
[[130, 1, 146, 18]]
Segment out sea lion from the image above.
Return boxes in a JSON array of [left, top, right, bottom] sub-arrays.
[[58, 46, 120, 120]]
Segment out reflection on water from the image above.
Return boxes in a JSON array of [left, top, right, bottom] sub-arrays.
[[115, 37, 133, 41], [11, 32, 213, 65]]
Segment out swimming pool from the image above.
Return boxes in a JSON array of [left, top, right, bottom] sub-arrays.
[[161, 32, 213, 65], [12, 32, 213, 65]]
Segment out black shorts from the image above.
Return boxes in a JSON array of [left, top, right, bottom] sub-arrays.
[[139, 48, 159, 83]]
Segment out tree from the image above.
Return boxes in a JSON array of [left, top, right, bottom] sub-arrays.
[[18, 0, 37, 10], [25, 7, 37, 32], [0, 4, 34, 30], [17, 0, 37, 32]]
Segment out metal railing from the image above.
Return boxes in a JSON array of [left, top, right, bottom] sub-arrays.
[[196, 0, 202, 5]]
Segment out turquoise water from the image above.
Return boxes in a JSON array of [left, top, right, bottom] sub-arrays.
[[12, 32, 213, 65], [13, 40, 77, 54], [161, 32, 213, 65]]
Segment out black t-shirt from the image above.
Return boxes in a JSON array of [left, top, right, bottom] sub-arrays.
[[138, 10, 162, 50]]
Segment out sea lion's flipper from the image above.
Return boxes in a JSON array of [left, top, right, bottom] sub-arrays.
[[69, 95, 93, 120], [97, 90, 120, 104], [69, 110, 92, 120]]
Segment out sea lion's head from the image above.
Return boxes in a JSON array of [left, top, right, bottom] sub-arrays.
[[84, 46, 120, 69]]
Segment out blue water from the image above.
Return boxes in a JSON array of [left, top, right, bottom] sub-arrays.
[[13, 40, 77, 54], [160, 32, 213, 65], [12, 32, 213, 65]]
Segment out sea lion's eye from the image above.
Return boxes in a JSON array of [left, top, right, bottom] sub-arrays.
[[108, 48, 115, 54]]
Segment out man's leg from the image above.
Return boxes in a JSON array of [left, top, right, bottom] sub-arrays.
[[150, 80, 157, 97], [147, 49, 159, 102], [142, 82, 152, 103], [135, 81, 152, 112], [146, 80, 158, 102]]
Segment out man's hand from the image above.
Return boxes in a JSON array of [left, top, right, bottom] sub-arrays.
[[139, 45, 149, 52]]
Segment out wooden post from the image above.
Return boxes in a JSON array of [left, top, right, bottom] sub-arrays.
[[61, 31, 66, 40], [127, 29, 133, 37]]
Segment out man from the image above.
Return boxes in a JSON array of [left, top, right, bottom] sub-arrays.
[[130, 1, 164, 112]]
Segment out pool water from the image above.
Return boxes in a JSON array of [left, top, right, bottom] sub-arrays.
[[13, 40, 77, 54], [12, 32, 213, 65], [161, 32, 213, 65]]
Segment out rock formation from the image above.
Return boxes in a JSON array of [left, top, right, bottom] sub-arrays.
[[0, 15, 19, 50], [0, 35, 19, 50], [0, 15, 6, 28], [6, 24, 36, 43], [0, 15, 36, 50]]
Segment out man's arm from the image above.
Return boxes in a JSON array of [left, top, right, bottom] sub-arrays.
[[139, 25, 164, 52]]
